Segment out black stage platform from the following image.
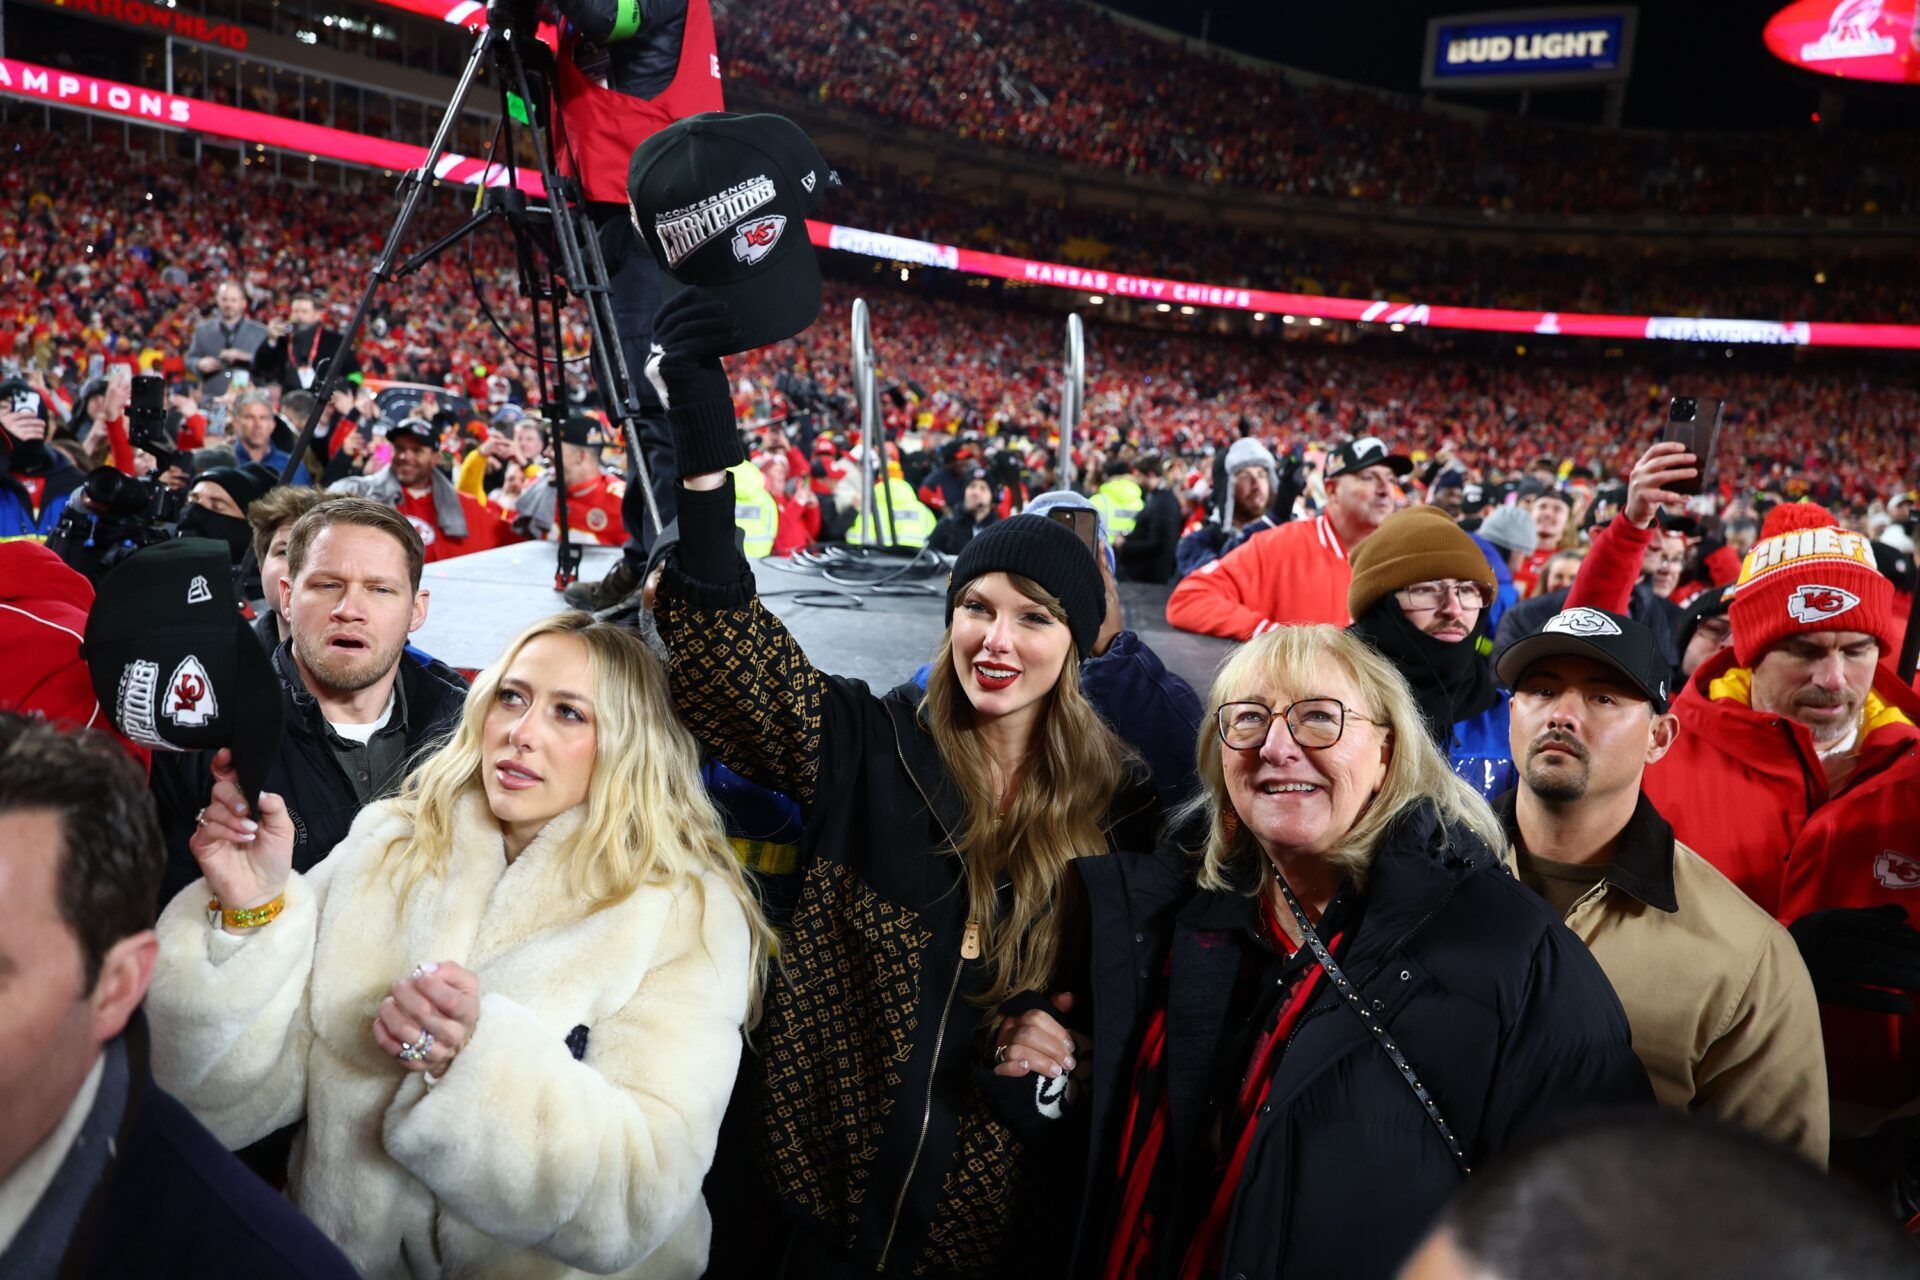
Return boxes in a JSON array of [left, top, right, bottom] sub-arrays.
[[415, 543, 1233, 691]]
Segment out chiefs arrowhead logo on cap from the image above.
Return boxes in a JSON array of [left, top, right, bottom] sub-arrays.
[[165, 655, 219, 728], [1542, 607, 1622, 637], [731, 214, 787, 266], [1787, 583, 1860, 624]]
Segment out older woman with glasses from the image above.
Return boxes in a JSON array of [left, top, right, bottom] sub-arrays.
[[994, 624, 1651, 1279]]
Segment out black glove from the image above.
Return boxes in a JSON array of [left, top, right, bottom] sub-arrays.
[[645, 290, 742, 479], [1788, 904, 1920, 1015]]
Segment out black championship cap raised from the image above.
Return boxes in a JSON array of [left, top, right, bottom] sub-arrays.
[[627, 112, 837, 354], [1496, 606, 1671, 712], [1326, 435, 1413, 480], [82, 539, 284, 809]]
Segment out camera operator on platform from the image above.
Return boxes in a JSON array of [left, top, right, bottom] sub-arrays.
[[512, 0, 725, 612]]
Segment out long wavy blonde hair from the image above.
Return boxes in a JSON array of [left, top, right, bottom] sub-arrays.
[[923, 573, 1132, 1011], [1184, 625, 1506, 895], [379, 612, 774, 1018]]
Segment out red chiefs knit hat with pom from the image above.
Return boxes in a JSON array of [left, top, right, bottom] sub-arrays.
[[1729, 502, 1896, 666]]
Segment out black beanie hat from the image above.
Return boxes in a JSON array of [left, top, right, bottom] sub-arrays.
[[946, 514, 1104, 656], [193, 463, 279, 513]]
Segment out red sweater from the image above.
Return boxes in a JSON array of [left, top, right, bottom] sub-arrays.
[[1165, 516, 1354, 639]]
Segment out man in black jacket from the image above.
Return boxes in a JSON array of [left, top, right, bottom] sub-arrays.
[[0, 713, 356, 1278], [1117, 453, 1181, 584], [151, 497, 467, 904], [927, 467, 1000, 554], [254, 292, 359, 396]]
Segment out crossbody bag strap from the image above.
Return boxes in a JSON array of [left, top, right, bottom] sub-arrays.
[[1274, 877, 1472, 1175]]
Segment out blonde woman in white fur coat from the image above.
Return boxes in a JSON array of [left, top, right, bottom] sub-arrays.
[[145, 611, 771, 1280]]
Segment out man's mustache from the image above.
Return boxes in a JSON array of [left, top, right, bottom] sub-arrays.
[[1529, 730, 1588, 762]]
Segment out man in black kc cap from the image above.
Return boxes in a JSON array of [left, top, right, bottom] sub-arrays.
[[82, 538, 284, 810], [1496, 604, 1671, 711], [627, 111, 837, 355]]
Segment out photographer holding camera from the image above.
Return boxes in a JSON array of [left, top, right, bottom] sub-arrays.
[[0, 376, 86, 540]]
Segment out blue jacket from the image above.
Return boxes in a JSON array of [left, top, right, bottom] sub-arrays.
[[0, 459, 84, 538], [1470, 532, 1518, 632], [1447, 695, 1517, 801], [1174, 514, 1279, 581]]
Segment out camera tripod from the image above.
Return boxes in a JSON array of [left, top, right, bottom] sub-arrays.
[[262, 0, 663, 590]]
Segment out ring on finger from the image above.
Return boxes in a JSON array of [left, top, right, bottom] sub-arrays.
[[195, 808, 209, 827], [397, 1030, 435, 1063], [993, 1043, 1010, 1066]]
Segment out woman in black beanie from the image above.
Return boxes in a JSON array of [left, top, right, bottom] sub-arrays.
[[646, 293, 1150, 1278]]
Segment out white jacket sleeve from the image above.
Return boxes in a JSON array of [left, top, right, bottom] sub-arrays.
[[382, 877, 752, 1275], [145, 863, 332, 1150]]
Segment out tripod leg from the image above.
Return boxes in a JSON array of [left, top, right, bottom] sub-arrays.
[[235, 20, 496, 591], [591, 208, 675, 559]]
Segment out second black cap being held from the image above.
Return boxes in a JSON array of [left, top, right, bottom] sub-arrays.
[[947, 515, 1105, 657]]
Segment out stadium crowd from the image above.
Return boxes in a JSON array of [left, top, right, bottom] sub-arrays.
[[5, 26, 1920, 1275], [721, 0, 1920, 218]]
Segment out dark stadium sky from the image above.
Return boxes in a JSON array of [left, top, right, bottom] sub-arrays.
[[1103, 0, 1920, 132]]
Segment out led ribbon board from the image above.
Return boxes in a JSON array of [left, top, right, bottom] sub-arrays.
[[4, 57, 1918, 350]]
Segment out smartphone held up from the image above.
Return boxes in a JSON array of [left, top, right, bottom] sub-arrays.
[[1660, 396, 1723, 497]]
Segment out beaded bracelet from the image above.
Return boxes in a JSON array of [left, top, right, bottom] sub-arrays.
[[207, 893, 286, 930]]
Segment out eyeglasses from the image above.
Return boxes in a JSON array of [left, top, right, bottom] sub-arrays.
[[1216, 698, 1382, 752], [1395, 581, 1493, 611]]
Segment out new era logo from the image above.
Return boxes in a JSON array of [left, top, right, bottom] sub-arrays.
[[186, 575, 213, 605], [1543, 607, 1622, 637], [1787, 583, 1859, 624]]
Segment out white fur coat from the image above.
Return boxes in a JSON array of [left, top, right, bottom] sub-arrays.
[[147, 792, 752, 1280]]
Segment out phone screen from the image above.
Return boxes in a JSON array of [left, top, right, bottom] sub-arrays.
[[231, 369, 252, 390], [1659, 397, 1724, 497], [1046, 508, 1102, 560]]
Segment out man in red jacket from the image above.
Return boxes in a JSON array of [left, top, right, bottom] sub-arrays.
[[1642, 496, 1920, 1138], [1165, 435, 1406, 639]]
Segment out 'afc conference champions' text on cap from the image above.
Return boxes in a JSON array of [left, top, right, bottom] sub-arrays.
[[627, 112, 839, 355]]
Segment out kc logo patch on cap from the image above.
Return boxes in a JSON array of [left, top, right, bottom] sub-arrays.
[[1543, 607, 1623, 637], [1787, 583, 1861, 624], [731, 214, 787, 265]]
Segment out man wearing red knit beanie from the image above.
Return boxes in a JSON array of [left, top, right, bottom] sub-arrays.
[[1644, 499, 1920, 1161]]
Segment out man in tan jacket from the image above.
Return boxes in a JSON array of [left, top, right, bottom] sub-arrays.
[[1495, 606, 1828, 1164]]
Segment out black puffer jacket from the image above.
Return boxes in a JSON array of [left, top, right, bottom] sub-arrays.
[[658, 478, 1156, 1277], [151, 644, 468, 905], [1069, 802, 1654, 1279]]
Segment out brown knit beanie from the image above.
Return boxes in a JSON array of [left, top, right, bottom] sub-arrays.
[[1347, 507, 1497, 619]]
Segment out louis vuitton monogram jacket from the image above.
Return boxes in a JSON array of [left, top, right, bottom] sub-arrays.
[[656, 479, 1153, 1277]]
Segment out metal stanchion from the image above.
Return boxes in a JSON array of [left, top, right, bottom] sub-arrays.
[[1057, 311, 1084, 491]]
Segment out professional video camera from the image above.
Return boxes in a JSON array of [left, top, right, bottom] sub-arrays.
[[45, 377, 190, 582], [44, 463, 187, 584]]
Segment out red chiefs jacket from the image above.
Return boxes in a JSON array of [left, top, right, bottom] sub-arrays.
[[1164, 515, 1353, 639], [1644, 648, 1920, 1114]]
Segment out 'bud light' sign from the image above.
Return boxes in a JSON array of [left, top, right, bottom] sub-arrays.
[[1422, 8, 1636, 89]]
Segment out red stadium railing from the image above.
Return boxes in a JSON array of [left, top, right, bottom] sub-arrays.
[[7, 55, 1919, 351]]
